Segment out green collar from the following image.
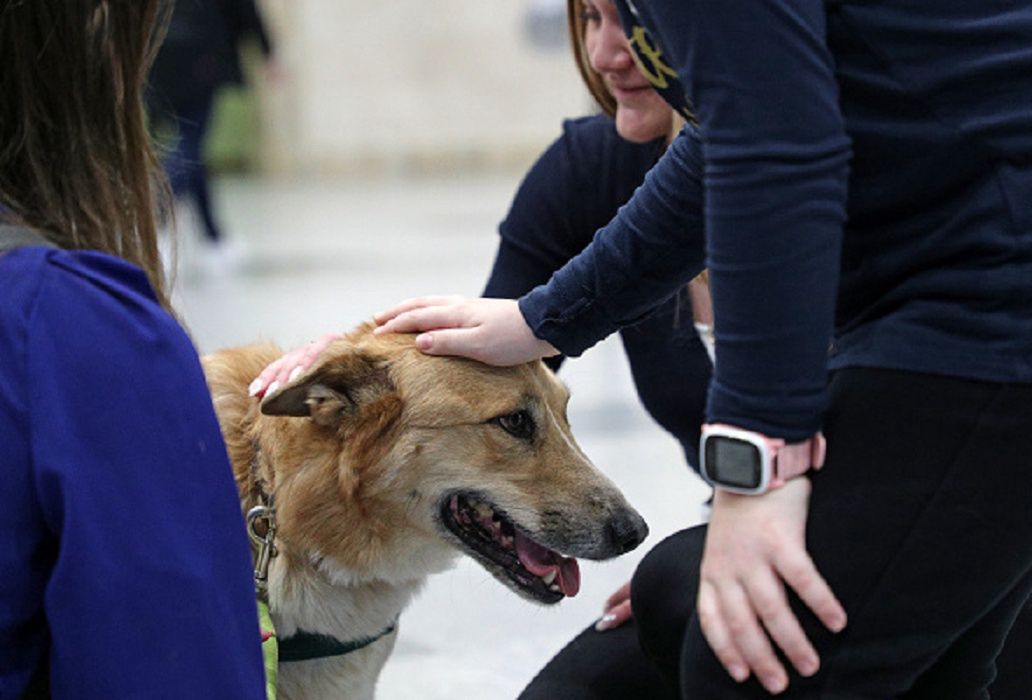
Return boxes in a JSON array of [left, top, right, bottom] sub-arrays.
[[278, 622, 397, 663]]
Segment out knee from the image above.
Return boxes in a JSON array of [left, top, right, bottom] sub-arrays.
[[632, 527, 706, 659]]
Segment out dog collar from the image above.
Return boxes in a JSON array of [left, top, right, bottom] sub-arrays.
[[278, 622, 397, 663]]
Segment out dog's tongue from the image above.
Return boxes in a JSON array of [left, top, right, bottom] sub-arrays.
[[514, 531, 580, 597]]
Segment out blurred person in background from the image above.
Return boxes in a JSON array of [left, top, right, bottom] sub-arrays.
[[148, 0, 275, 274], [0, 1, 265, 696]]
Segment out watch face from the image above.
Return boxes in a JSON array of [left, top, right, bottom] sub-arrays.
[[705, 436, 762, 489]]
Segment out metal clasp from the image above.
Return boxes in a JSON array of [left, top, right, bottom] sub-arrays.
[[247, 504, 278, 594]]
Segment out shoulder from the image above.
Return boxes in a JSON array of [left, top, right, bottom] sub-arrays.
[[558, 114, 662, 166], [33, 248, 165, 317], [561, 115, 665, 194], [17, 248, 194, 376]]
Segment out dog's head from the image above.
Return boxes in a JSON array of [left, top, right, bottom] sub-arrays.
[[258, 324, 647, 604]]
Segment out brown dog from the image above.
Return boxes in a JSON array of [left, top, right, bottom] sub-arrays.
[[203, 323, 647, 699]]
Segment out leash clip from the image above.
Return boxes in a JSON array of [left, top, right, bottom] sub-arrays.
[[247, 504, 278, 594]]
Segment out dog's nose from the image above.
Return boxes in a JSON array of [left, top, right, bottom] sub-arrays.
[[606, 511, 649, 554]]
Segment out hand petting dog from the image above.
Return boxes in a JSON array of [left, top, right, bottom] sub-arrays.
[[373, 296, 559, 365]]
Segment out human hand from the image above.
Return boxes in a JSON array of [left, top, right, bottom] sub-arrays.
[[373, 296, 559, 366], [697, 477, 846, 694], [247, 332, 343, 398], [595, 580, 633, 631]]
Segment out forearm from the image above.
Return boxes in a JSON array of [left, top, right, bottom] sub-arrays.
[[520, 128, 706, 356]]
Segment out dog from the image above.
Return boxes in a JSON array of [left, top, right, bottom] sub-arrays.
[[202, 323, 649, 699]]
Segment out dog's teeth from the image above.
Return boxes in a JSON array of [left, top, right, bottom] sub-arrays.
[[475, 503, 493, 518], [549, 584, 561, 593], [541, 570, 557, 586]]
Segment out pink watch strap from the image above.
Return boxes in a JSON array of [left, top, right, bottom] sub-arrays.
[[769, 431, 827, 489]]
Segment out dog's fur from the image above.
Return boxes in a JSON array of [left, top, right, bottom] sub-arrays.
[[203, 323, 647, 699]]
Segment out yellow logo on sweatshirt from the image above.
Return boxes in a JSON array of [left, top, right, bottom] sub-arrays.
[[628, 25, 679, 90]]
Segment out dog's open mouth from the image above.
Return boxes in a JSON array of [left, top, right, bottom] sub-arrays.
[[440, 493, 580, 604]]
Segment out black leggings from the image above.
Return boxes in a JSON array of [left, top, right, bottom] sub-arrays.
[[521, 369, 1032, 698]]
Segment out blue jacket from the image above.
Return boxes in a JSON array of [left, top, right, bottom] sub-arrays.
[[520, 0, 1032, 441], [0, 247, 265, 698]]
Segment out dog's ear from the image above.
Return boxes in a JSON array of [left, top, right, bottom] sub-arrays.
[[259, 347, 390, 427]]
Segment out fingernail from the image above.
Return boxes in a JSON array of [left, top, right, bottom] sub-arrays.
[[594, 614, 618, 632], [764, 674, 787, 694], [248, 378, 262, 397], [415, 333, 432, 350], [267, 381, 280, 397], [288, 366, 302, 383], [728, 664, 748, 682], [799, 657, 819, 677]]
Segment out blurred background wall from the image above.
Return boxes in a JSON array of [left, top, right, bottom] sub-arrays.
[[207, 0, 591, 178]]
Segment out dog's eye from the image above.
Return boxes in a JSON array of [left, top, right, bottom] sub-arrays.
[[492, 410, 536, 441]]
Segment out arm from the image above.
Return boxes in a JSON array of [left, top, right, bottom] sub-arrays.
[[647, 0, 851, 442], [375, 127, 706, 362], [485, 116, 662, 369], [27, 254, 265, 697], [634, 2, 850, 691], [518, 125, 706, 355], [483, 121, 591, 371]]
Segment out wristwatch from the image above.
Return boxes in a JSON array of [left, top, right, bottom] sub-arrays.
[[699, 423, 818, 495]]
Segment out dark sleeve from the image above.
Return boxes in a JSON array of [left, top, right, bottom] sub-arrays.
[[641, 0, 851, 441], [484, 117, 661, 369], [518, 125, 706, 357], [25, 255, 265, 697]]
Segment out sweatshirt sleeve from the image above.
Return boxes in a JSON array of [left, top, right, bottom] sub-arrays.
[[518, 125, 706, 357], [25, 253, 265, 698]]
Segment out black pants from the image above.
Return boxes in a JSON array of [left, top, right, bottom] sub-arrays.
[[521, 369, 1032, 698], [162, 92, 223, 243]]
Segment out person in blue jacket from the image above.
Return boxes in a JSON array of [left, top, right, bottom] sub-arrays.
[[375, 0, 1032, 696], [0, 2, 266, 697]]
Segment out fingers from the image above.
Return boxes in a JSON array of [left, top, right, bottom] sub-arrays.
[[697, 580, 751, 684], [811, 432, 827, 469], [376, 305, 471, 336], [373, 296, 465, 327], [742, 570, 820, 680], [413, 328, 492, 362], [247, 332, 342, 398], [596, 599, 633, 631], [596, 581, 633, 631], [776, 547, 847, 635], [605, 581, 632, 610]]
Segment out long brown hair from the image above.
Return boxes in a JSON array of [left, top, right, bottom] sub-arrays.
[[0, 0, 172, 308], [567, 0, 618, 118]]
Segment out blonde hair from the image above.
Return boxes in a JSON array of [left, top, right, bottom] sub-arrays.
[[567, 0, 617, 118], [567, 0, 691, 140], [566, 1, 707, 292]]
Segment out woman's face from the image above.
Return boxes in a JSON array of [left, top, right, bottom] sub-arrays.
[[581, 0, 672, 143]]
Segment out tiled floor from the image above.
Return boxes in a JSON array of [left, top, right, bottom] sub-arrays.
[[172, 175, 710, 699]]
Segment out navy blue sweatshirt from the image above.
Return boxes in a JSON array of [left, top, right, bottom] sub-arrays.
[[484, 115, 712, 466], [520, 0, 1032, 441]]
